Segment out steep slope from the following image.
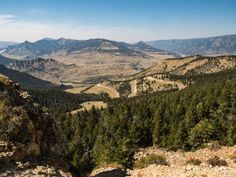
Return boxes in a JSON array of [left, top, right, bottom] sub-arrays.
[[0, 75, 72, 176], [0, 55, 16, 65], [127, 41, 165, 52], [0, 64, 56, 89], [0, 41, 18, 50], [8, 58, 66, 83], [85, 55, 236, 97], [148, 34, 236, 56], [6, 57, 138, 85], [91, 146, 236, 177], [136, 55, 236, 77], [59, 72, 236, 175]]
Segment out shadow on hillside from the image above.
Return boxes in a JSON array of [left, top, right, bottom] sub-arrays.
[[93, 168, 127, 177]]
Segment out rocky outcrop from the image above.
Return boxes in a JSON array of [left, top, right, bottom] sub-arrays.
[[0, 74, 72, 176], [89, 145, 236, 177], [129, 146, 236, 177]]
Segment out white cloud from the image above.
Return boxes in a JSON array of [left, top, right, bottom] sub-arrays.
[[0, 14, 15, 24], [0, 14, 158, 43]]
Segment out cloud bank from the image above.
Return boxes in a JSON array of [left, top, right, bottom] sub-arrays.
[[0, 14, 157, 43]]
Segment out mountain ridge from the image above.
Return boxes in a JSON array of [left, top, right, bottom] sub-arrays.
[[3, 38, 167, 60], [0, 64, 56, 89], [83, 55, 236, 97], [147, 34, 236, 56]]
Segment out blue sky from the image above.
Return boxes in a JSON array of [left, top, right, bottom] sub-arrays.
[[0, 0, 236, 42]]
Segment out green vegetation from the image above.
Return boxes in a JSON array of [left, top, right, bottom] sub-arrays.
[[29, 89, 110, 113], [0, 77, 33, 143], [230, 153, 236, 163], [186, 158, 202, 166], [206, 141, 221, 151], [0, 65, 55, 89], [207, 156, 228, 167], [29, 71, 236, 175], [134, 154, 168, 169]]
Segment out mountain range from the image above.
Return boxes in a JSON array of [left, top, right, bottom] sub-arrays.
[[148, 34, 236, 56], [1, 35, 236, 177], [2, 38, 171, 60], [0, 41, 18, 50], [0, 34, 236, 91], [1, 39, 176, 86]]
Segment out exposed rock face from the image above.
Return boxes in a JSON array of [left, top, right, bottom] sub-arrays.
[[0, 64, 56, 89], [89, 146, 236, 177], [7, 58, 66, 84], [0, 74, 72, 176], [148, 34, 236, 56], [85, 55, 236, 98], [128, 146, 236, 177], [0, 159, 73, 177]]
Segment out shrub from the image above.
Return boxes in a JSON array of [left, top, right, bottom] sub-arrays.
[[207, 156, 227, 167], [207, 141, 221, 151], [134, 154, 168, 169], [230, 151, 236, 163], [186, 158, 202, 165]]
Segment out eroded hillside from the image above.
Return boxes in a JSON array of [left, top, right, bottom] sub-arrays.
[[0, 75, 72, 176], [83, 55, 236, 98]]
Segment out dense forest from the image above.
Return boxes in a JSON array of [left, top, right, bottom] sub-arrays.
[[30, 71, 236, 176], [29, 89, 110, 113]]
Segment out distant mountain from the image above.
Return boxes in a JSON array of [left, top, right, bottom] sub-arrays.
[[147, 34, 236, 56], [0, 55, 16, 65], [0, 41, 18, 49], [3, 38, 153, 59], [2, 39, 176, 85], [123, 41, 164, 52], [0, 64, 56, 89]]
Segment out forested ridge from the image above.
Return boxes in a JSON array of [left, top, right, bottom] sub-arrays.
[[30, 71, 236, 176], [29, 89, 110, 113]]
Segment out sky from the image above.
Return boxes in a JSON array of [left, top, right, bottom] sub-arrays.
[[0, 0, 236, 43]]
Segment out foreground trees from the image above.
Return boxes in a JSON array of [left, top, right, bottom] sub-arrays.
[[31, 71, 236, 175]]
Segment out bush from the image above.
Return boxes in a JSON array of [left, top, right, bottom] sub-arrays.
[[207, 141, 221, 151], [186, 158, 202, 165], [207, 156, 227, 167], [134, 154, 168, 169], [230, 151, 236, 163]]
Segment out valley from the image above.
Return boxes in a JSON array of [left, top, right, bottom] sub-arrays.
[[1, 0, 236, 176], [0, 35, 236, 177], [2, 39, 176, 87], [78, 55, 236, 98]]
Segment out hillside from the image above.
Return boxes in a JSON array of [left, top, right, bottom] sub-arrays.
[[2, 39, 176, 86], [136, 55, 236, 77], [0, 75, 72, 176], [2, 38, 167, 60], [39, 69, 236, 176], [0, 64, 56, 89], [83, 55, 236, 97], [6, 57, 138, 85], [7, 58, 67, 83], [0, 41, 18, 50], [3, 55, 236, 176], [91, 146, 236, 177], [0, 55, 16, 65], [148, 34, 236, 56]]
